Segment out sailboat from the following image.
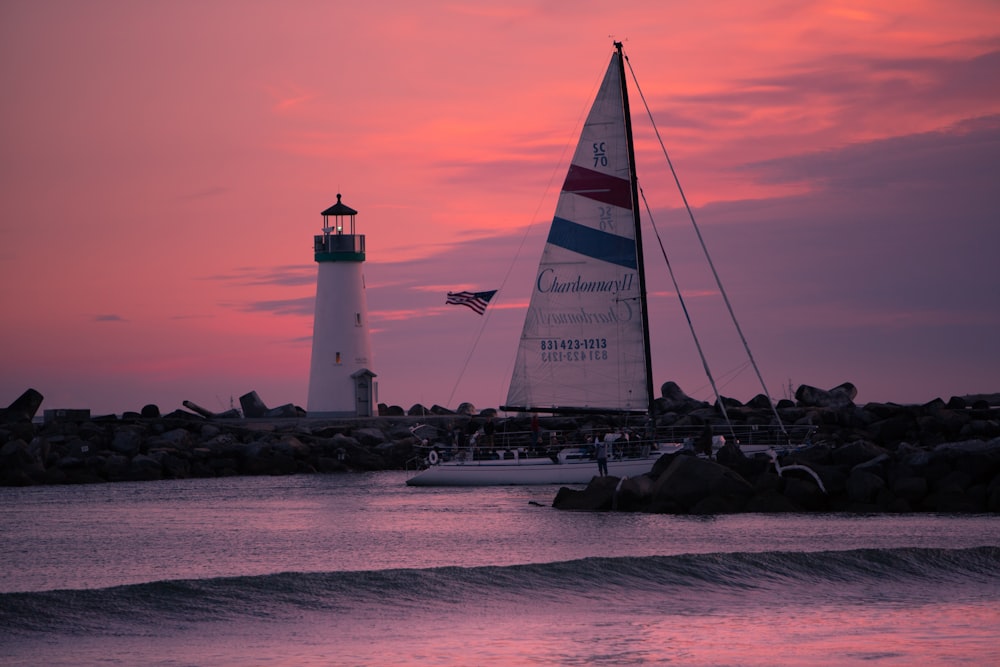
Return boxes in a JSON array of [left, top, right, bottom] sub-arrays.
[[406, 43, 684, 487]]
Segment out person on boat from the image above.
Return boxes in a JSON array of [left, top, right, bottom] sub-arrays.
[[695, 423, 714, 458], [444, 420, 456, 450], [530, 415, 540, 450], [595, 433, 609, 476], [483, 415, 495, 449]]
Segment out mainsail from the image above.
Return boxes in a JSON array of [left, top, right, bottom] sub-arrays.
[[504, 47, 653, 414]]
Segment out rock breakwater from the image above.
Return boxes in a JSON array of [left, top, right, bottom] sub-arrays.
[[0, 412, 426, 486], [553, 437, 1000, 514], [2, 383, 999, 514]]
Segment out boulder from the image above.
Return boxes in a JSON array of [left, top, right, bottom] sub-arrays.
[[353, 428, 387, 447], [265, 403, 303, 419], [746, 394, 774, 410], [656, 382, 704, 412], [1, 388, 44, 423], [892, 476, 928, 503], [552, 475, 619, 510], [744, 490, 801, 512], [239, 391, 269, 418], [846, 468, 886, 504], [128, 454, 163, 481], [782, 476, 828, 510], [796, 383, 857, 410], [110, 427, 144, 456], [832, 440, 888, 468], [615, 474, 656, 511], [649, 455, 753, 511]]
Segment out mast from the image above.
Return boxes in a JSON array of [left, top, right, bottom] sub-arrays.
[[616, 42, 656, 415]]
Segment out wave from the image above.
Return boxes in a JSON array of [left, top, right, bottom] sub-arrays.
[[3, 546, 998, 635]]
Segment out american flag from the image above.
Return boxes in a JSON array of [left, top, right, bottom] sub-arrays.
[[445, 290, 497, 315]]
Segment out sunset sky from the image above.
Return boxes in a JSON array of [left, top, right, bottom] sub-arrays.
[[2, 0, 998, 416]]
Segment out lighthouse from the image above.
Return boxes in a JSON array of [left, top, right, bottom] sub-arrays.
[[306, 194, 376, 418]]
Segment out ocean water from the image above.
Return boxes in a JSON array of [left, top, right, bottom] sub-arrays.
[[1, 473, 998, 666]]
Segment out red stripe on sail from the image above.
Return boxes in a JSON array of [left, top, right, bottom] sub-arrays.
[[562, 164, 632, 210]]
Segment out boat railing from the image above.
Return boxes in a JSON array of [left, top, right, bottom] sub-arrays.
[[489, 424, 805, 448], [412, 421, 809, 465]]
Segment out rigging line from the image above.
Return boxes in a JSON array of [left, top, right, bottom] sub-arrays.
[[623, 52, 788, 437], [692, 361, 753, 399], [639, 185, 736, 441]]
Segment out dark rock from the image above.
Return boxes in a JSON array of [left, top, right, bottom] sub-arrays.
[[657, 382, 705, 413], [846, 468, 886, 504], [162, 409, 204, 421], [745, 490, 801, 512], [832, 441, 888, 468], [161, 453, 191, 479], [552, 475, 619, 510], [782, 476, 828, 510], [690, 494, 744, 514], [239, 391, 269, 418], [353, 428, 387, 447], [932, 469, 974, 494], [141, 404, 161, 418], [104, 454, 130, 481], [1, 388, 44, 423], [867, 414, 917, 444], [650, 455, 753, 511], [265, 403, 304, 419], [746, 394, 774, 410], [946, 396, 968, 410], [988, 483, 1000, 513], [150, 428, 193, 450], [891, 476, 928, 503], [798, 462, 847, 496], [128, 454, 163, 481], [924, 489, 983, 513], [718, 396, 743, 409], [796, 383, 856, 410], [789, 445, 834, 466], [110, 427, 144, 456], [615, 475, 655, 511]]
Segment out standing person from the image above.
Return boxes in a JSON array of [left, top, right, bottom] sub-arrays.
[[484, 415, 495, 449], [595, 433, 609, 476], [530, 414, 540, 451], [695, 423, 714, 458]]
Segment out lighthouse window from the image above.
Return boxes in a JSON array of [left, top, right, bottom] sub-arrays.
[[355, 313, 362, 326], [335, 352, 341, 364]]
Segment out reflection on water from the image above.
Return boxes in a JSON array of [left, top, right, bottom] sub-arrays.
[[2, 472, 999, 666], [3, 472, 1000, 592]]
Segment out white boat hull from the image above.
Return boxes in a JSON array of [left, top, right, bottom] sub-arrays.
[[406, 453, 667, 486]]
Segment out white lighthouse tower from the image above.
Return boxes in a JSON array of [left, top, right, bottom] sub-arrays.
[[306, 194, 376, 418]]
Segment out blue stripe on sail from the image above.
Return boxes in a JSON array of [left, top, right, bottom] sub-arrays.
[[562, 165, 633, 209], [547, 217, 637, 270]]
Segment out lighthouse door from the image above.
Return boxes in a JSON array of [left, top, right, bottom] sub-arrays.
[[354, 377, 371, 417]]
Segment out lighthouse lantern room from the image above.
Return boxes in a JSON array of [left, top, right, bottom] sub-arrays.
[[306, 194, 376, 417]]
